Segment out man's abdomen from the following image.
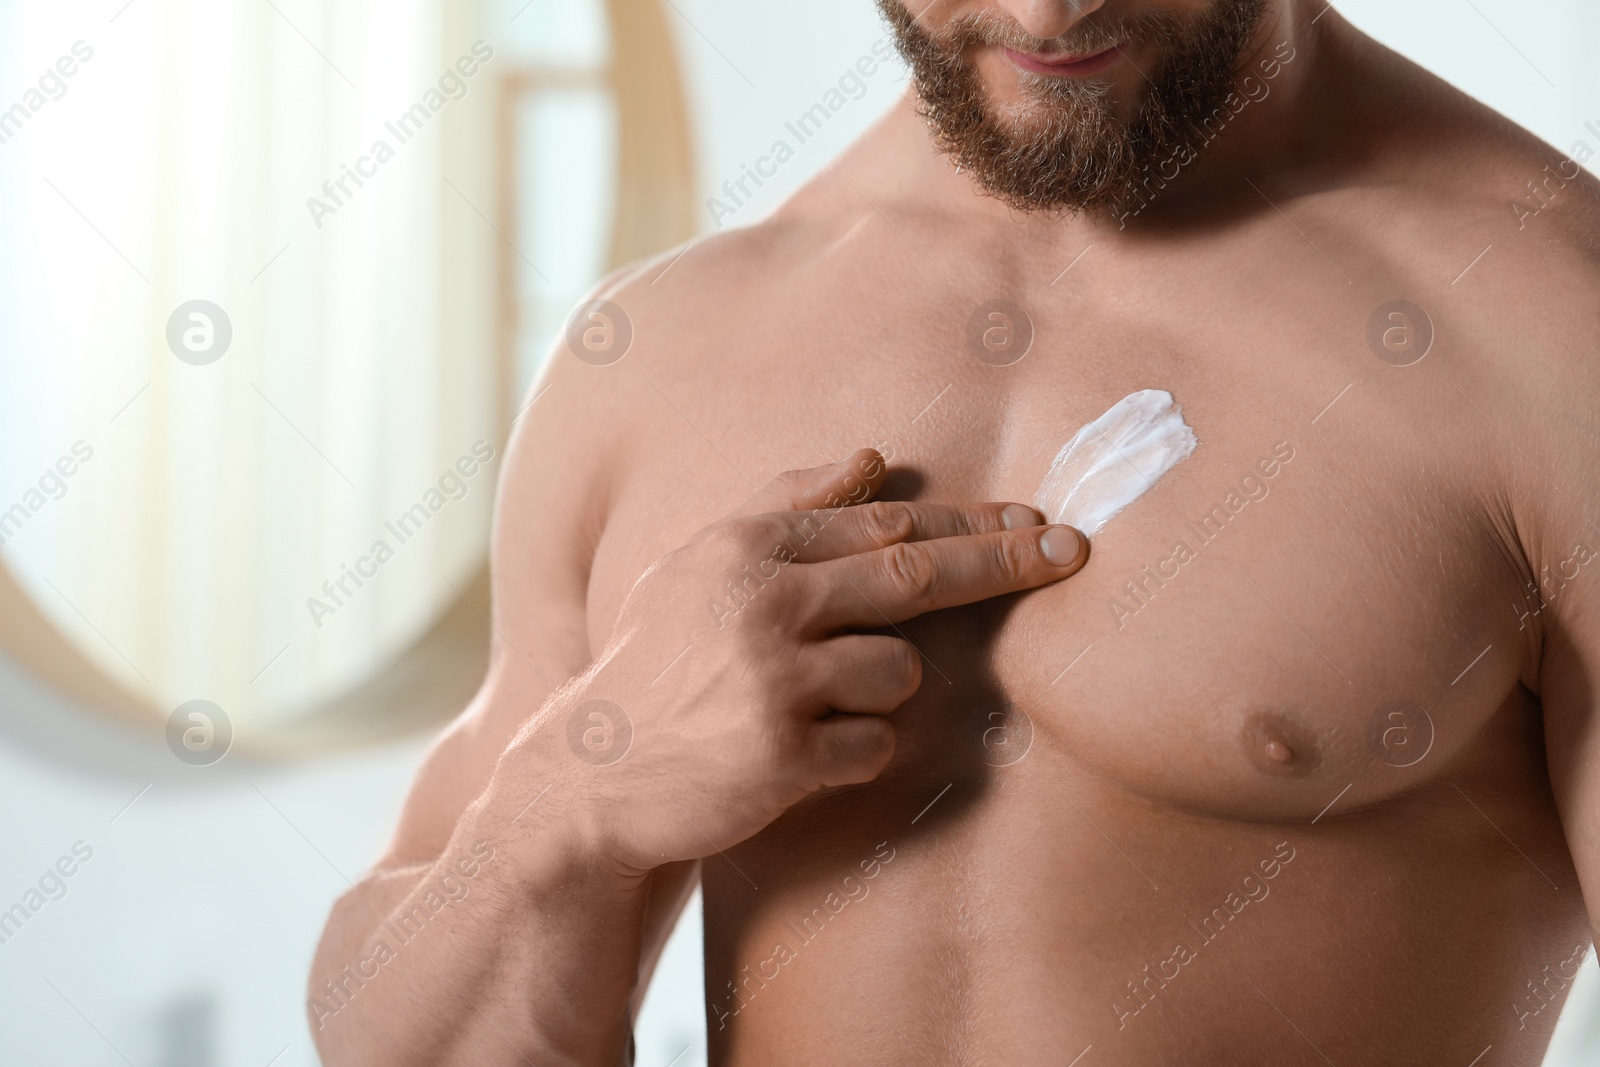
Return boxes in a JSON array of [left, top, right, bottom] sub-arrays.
[[704, 724, 1586, 1066]]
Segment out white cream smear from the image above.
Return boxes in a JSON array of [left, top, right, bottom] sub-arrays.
[[1032, 389, 1198, 538]]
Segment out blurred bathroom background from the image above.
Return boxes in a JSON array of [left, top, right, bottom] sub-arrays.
[[1, 0, 1597, 1063]]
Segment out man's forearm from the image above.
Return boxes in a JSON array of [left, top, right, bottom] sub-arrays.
[[309, 760, 652, 1066]]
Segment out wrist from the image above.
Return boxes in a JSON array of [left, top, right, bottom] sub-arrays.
[[470, 677, 657, 890], [463, 772, 650, 897]]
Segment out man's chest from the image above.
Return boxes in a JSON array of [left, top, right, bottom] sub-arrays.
[[591, 270, 1539, 819]]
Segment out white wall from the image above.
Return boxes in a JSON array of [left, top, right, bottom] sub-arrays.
[[3, 2, 1598, 1066], [0, 646, 430, 1066]]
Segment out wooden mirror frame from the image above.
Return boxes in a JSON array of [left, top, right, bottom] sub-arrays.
[[0, 0, 698, 756]]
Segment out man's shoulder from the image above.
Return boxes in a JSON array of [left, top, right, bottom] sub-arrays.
[[517, 192, 859, 467], [590, 186, 866, 370], [1293, 75, 1600, 375], [1351, 78, 1600, 290], [601, 215, 812, 320], [1352, 88, 1600, 538], [1413, 116, 1600, 366]]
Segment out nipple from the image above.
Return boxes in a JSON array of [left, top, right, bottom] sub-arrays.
[[1242, 710, 1318, 778]]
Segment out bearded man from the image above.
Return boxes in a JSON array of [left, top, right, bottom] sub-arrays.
[[312, 2, 1600, 1064]]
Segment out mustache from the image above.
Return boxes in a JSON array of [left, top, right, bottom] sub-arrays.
[[927, 9, 1184, 57]]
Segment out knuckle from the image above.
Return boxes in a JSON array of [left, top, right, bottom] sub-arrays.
[[859, 501, 914, 545], [992, 534, 1033, 584], [709, 517, 774, 558], [700, 522, 746, 562], [769, 468, 808, 495], [945, 509, 979, 537], [882, 541, 938, 603], [744, 468, 809, 514], [769, 570, 817, 630], [755, 724, 797, 783], [748, 515, 791, 551]]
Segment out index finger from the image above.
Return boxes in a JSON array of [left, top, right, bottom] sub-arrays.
[[802, 524, 1089, 630], [777, 500, 1045, 563], [727, 449, 886, 519]]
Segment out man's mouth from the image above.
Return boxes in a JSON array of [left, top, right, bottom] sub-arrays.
[[1002, 42, 1126, 78]]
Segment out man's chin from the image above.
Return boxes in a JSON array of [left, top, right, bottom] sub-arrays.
[[932, 103, 1136, 214], [960, 172, 1130, 216]]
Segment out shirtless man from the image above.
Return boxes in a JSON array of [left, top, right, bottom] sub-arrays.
[[310, 1, 1600, 1063]]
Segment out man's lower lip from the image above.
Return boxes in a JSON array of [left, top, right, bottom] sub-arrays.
[[1003, 44, 1125, 77]]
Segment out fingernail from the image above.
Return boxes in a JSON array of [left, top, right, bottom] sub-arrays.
[[1001, 504, 1039, 530], [1040, 526, 1085, 567]]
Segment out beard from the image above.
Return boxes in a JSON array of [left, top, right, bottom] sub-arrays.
[[877, 0, 1268, 214]]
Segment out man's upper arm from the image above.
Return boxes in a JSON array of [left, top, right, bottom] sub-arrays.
[[1493, 229, 1600, 928], [1540, 565, 1600, 926], [373, 313, 625, 869], [1529, 313, 1600, 927], [365, 257, 706, 1012]]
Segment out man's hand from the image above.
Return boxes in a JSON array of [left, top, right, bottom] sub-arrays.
[[499, 448, 1089, 876]]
